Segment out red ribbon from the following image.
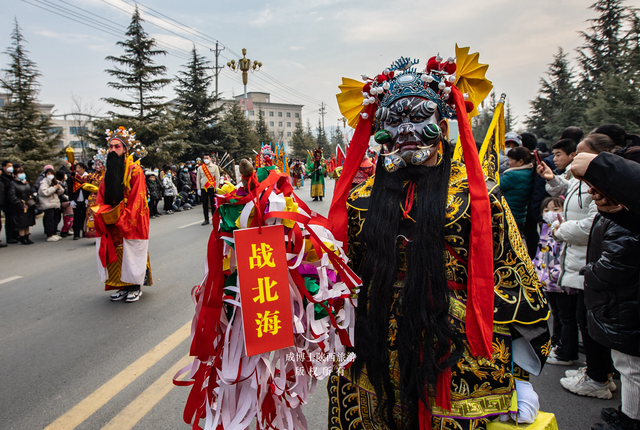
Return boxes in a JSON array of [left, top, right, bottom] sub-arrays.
[[402, 182, 416, 219], [452, 86, 494, 359]]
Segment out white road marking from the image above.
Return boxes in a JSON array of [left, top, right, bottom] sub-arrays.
[[178, 220, 203, 229], [0, 276, 23, 285]]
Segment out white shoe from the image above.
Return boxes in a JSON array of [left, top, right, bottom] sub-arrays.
[[53, 235, 62, 240], [547, 351, 574, 366], [560, 374, 612, 399], [125, 290, 142, 302], [565, 367, 587, 378], [46, 236, 60, 242], [564, 367, 617, 392], [109, 290, 128, 301]]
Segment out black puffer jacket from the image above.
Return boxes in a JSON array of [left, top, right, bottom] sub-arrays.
[[584, 214, 640, 356], [146, 177, 163, 200]]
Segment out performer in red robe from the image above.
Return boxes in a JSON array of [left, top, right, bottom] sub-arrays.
[[94, 127, 152, 303]]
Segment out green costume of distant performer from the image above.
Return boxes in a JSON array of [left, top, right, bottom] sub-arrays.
[[308, 147, 326, 201]]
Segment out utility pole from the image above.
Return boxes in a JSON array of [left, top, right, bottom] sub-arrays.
[[318, 102, 326, 131], [210, 41, 225, 99]]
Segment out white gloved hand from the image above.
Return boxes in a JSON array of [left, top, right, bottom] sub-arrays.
[[510, 379, 539, 424], [70, 201, 77, 209], [197, 189, 201, 196]]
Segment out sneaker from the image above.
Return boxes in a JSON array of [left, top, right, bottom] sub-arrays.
[[547, 351, 574, 366], [46, 236, 60, 242], [565, 367, 587, 378], [53, 235, 62, 240], [560, 374, 613, 399], [601, 407, 621, 425], [125, 290, 142, 302], [109, 290, 128, 301], [59, 232, 70, 238]]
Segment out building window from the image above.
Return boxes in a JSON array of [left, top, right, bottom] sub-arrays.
[[270, 121, 274, 126], [269, 111, 274, 117], [0, 99, 4, 107], [248, 110, 254, 116], [70, 140, 83, 148], [294, 113, 300, 118], [278, 112, 282, 117], [286, 112, 291, 118], [270, 131, 275, 137], [287, 132, 291, 137], [278, 121, 283, 127], [50, 127, 63, 134], [69, 126, 88, 135], [287, 122, 291, 127]]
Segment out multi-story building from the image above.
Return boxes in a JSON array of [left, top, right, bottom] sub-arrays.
[[220, 92, 303, 151], [0, 93, 97, 161]]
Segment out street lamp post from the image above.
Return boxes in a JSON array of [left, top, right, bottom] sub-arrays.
[[227, 48, 262, 118]]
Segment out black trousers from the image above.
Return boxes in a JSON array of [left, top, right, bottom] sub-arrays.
[[149, 198, 160, 216], [43, 208, 58, 236], [554, 291, 579, 361], [577, 290, 612, 383], [3, 208, 15, 242], [545, 291, 563, 346], [201, 188, 216, 222], [73, 201, 86, 238], [163, 196, 174, 212]]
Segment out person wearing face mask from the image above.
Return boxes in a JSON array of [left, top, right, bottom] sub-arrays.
[[1, 160, 18, 244], [499, 131, 522, 175], [178, 162, 193, 193], [38, 168, 65, 242], [7, 166, 36, 245], [196, 153, 220, 225]]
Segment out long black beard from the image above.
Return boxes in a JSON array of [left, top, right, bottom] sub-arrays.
[[353, 142, 462, 429], [104, 152, 125, 206]]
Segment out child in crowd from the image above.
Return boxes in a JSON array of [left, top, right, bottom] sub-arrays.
[[500, 146, 534, 233], [533, 196, 575, 352], [145, 171, 163, 219]]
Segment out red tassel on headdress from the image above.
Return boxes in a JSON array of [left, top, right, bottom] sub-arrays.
[[451, 86, 494, 358]]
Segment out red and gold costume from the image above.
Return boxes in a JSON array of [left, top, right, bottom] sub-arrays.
[[94, 147, 152, 291]]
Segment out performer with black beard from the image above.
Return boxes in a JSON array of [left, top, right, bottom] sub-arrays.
[[94, 127, 152, 303], [328, 55, 550, 429]]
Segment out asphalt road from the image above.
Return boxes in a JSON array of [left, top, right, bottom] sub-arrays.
[[0, 177, 619, 430]]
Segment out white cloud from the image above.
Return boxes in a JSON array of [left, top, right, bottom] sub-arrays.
[[251, 6, 275, 27], [289, 46, 304, 51]]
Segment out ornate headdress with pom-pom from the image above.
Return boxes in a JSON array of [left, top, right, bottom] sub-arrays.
[[104, 126, 147, 161], [93, 148, 107, 170]]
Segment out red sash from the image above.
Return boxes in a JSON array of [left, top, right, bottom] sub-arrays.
[[201, 165, 216, 190], [73, 173, 86, 193]]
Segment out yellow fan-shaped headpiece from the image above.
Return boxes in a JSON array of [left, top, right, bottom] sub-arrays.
[[336, 77, 366, 129], [455, 44, 493, 118]]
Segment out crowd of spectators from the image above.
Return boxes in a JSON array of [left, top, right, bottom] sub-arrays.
[[500, 124, 640, 430]]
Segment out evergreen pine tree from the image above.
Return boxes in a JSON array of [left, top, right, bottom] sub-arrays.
[[0, 19, 61, 179], [305, 119, 317, 150], [255, 108, 271, 144], [174, 46, 224, 160], [290, 119, 307, 158], [577, 0, 628, 96], [472, 92, 496, 142], [330, 126, 344, 155], [525, 48, 582, 142], [220, 102, 258, 160], [316, 118, 329, 149], [103, 6, 171, 120]]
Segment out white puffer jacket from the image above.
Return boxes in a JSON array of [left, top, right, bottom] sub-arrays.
[[546, 166, 597, 290], [38, 177, 64, 210]]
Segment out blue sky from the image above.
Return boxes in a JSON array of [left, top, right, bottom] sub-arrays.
[[2, 0, 637, 135]]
